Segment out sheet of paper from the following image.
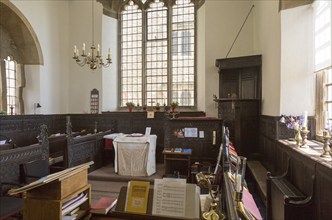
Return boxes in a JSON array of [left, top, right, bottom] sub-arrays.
[[145, 127, 151, 135], [184, 128, 198, 138], [199, 130, 204, 138], [152, 178, 186, 217]]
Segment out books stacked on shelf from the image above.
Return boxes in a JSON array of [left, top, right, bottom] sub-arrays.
[[183, 148, 191, 154], [163, 148, 174, 152], [164, 148, 192, 154], [125, 180, 150, 214], [229, 142, 238, 164], [62, 192, 88, 218], [174, 148, 182, 152], [90, 197, 118, 215]]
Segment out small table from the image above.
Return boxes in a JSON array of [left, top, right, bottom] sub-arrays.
[[162, 149, 192, 180]]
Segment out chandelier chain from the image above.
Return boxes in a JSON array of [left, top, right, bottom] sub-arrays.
[[72, 0, 112, 70]]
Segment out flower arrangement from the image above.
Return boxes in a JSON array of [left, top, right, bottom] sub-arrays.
[[126, 102, 135, 108], [170, 101, 179, 111], [280, 115, 304, 131], [126, 102, 135, 112]]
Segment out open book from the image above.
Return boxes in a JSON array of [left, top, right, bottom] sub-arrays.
[[152, 178, 200, 219]]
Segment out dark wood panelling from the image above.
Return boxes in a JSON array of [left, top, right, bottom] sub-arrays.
[[164, 118, 222, 163], [0, 111, 208, 164], [216, 55, 262, 158], [316, 163, 332, 220], [260, 115, 331, 220]]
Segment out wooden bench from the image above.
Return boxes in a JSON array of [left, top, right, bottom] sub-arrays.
[[266, 159, 315, 220], [247, 160, 268, 206]]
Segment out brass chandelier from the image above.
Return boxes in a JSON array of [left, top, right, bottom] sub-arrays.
[[72, 0, 111, 70]]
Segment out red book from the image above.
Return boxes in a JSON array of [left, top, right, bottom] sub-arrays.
[[90, 197, 118, 215]]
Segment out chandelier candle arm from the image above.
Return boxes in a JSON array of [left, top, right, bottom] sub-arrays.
[[72, 0, 112, 70]]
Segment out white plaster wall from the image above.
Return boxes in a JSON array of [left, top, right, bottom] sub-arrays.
[[253, 0, 281, 116], [102, 15, 118, 112], [23, 65, 41, 114], [196, 3, 206, 112], [203, 0, 255, 117], [68, 1, 104, 113], [11, 0, 70, 114], [280, 5, 315, 116]]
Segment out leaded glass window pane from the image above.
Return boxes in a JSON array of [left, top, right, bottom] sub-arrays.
[[120, 0, 197, 107]]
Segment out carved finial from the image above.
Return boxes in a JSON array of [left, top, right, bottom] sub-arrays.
[[39, 124, 49, 160], [39, 124, 48, 143], [66, 121, 73, 138]]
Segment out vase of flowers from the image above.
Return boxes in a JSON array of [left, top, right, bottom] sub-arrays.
[[126, 102, 135, 112], [170, 101, 179, 112], [280, 114, 304, 146]]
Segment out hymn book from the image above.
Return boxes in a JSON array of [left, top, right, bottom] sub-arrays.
[[125, 180, 150, 214], [90, 197, 118, 215]]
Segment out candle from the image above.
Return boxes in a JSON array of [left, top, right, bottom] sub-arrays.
[[76, 49, 79, 57], [323, 130, 329, 137], [324, 111, 329, 129], [236, 174, 242, 192], [303, 111, 308, 129], [212, 131, 216, 145], [74, 45, 77, 54], [97, 44, 100, 52], [83, 43, 86, 51]]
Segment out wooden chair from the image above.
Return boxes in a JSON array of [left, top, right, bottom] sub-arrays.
[[0, 182, 23, 220]]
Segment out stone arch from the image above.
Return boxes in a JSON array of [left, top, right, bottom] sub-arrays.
[[0, 1, 43, 65]]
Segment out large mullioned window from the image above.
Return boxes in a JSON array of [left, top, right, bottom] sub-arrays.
[[314, 0, 332, 134], [120, 0, 196, 107], [5, 56, 17, 114]]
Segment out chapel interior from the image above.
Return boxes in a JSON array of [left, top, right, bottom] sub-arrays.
[[0, 0, 331, 219]]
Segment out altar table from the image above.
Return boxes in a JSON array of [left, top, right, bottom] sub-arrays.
[[113, 134, 157, 176]]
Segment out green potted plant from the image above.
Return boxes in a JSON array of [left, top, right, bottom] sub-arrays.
[[163, 103, 170, 112], [170, 101, 179, 112], [126, 102, 135, 112]]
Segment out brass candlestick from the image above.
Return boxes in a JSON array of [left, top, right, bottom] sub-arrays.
[[196, 172, 225, 220], [169, 111, 179, 119], [321, 131, 331, 158], [10, 105, 14, 115], [300, 127, 310, 148], [294, 130, 302, 147], [202, 201, 221, 220]]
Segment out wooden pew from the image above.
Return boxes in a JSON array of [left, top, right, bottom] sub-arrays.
[[0, 125, 49, 189], [63, 121, 112, 172], [266, 158, 315, 220], [48, 130, 88, 172]]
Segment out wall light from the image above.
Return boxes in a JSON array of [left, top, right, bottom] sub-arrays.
[[34, 103, 41, 114]]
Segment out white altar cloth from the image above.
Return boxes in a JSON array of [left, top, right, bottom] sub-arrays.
[[113, 134, 157, 176]]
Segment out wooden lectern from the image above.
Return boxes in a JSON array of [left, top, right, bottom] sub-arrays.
[[9, 162, 93, 220]]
